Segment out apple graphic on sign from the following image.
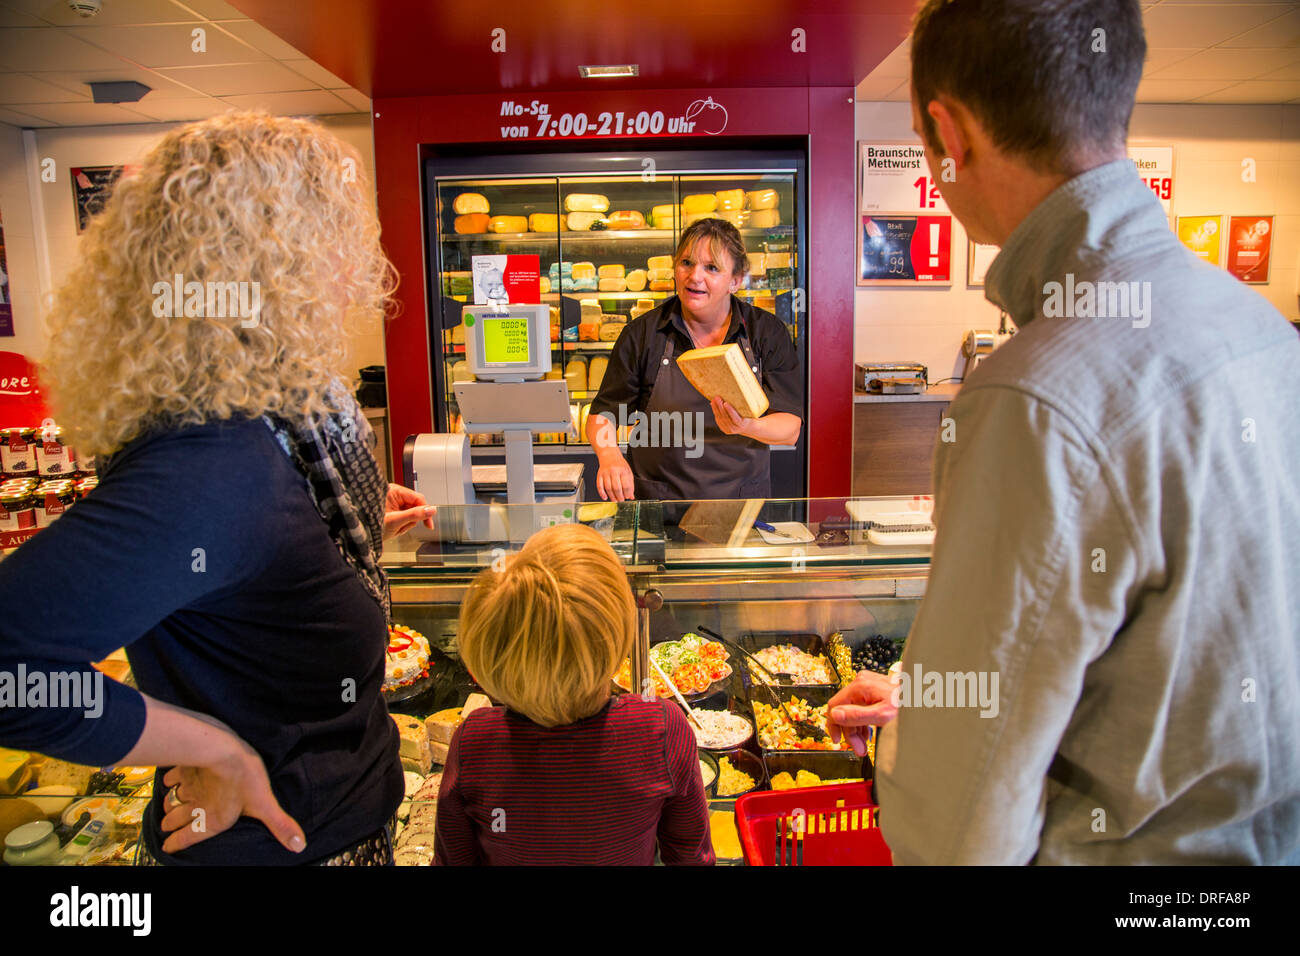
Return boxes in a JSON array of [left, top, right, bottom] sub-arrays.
[[686, 96, 728, 135]]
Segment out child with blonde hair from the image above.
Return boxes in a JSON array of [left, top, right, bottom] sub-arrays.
[[434, 523, 713, 865]]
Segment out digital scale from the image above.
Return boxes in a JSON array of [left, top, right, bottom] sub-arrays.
[[403, 303, 584, 544]]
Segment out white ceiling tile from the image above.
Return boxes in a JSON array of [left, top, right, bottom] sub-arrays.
[[17, 100, 158, 125], [217, 19, 307, 60], [1146, 47, 1300, 82], [283, 58, 348, 89], [0, 27, 124, 71], [68, 22, 267, 68], [1142, 48, 1201, 75], [332, 87, 371, 112], [1191, 79, 1300, 103], [1143, 4, 1292, 49], [1135, 77, 1238, 102], [34, 66, 208, 100], [0, 104, 53, 126], [0, 4, 46, 27], [0, 72, 89, 104], [1216, 8, 1300, 49], [1260, 60, 1300, 80], [171, 0, 248, 18], [124, 95, 230, 121], [3, 0, 200, 26], [219, 89, 355, 116], [157, 60, 318, 96]]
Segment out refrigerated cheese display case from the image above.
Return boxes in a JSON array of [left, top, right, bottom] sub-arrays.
[[425, 147, 809, 498]]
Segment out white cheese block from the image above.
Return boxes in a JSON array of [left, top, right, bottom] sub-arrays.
[[625, 269, 648, 292], [462, 693, 493, 718], [646, 268, 673, 282], [598, 277, 627, 292], [565, 193, 610, 213], [566, 211, 604, 231], [646, 254, 674, 272], [571, 261, 597, 280], [452, 192, 489, 215], [676, 343, 770, 419]]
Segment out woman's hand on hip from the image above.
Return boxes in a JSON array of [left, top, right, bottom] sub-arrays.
[[159, 746, 305, 856]]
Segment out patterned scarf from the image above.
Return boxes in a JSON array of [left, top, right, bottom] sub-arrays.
[[263, 390, 390, 620]]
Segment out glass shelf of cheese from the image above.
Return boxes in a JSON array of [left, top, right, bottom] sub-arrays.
[[435, 172, 798, 447]]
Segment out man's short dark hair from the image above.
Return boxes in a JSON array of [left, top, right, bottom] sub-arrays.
[[911, 0, 1146, 173]]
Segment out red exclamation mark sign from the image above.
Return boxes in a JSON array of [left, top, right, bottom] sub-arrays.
[[929, 223, 940, 268]]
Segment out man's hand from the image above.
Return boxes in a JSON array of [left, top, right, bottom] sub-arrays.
[[826, 670, 900, 756], [383, 483, 436, 539]]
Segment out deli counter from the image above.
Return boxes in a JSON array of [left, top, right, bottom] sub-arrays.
[[0, 496, 933, 866]]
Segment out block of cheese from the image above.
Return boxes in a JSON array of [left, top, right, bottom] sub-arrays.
[[579, 405, 592, 441], [607, 210, 645, 229], [718, 210, 746, 228], [579, 299, 602, 319], [629, 298, 657, 321], [545, 363, 563, 381], [649, 204, 679, 228], [564, 193, 610, 213], [749, 208, 781, 229], [598, 277, 627, 292], [565, 358, 588, 390], [453, 213, 489, 234], [588, 355, 610, 391], [571, 262, 597, 280], [715, 188, 745, 211], [753, 294, 776, 313], [539, 275, 551, 294], [462, 693, 493, 718], [0, 749, 31, 795], [749, 252, 767, 274], [430, 740, 450, 765], [489, 215, 528, 233], [549, 305, 561, 325], [451, 323, 466, 345], [746, 188, 779, 211], [647, 255, 673, 271], [566, 211, 605, 231], [448, 273, 474, 297], [35, 758, 97, 794], [578, 322, 602, 342], [598, 322, 624, 341], [625, 268, 648, 292], [646, 267, 674, 282], [682, 193, 717, 214], [453, 192, 489, 215], [392, 714, 432, 773], [567, 276, 598, 291], [452, 360, 474, 383], [676, 342, 770, 419], [529, 213, 560, 232], [597, 264, 626, 279], [765, 252, 793, 269], [424, 707, 463, 746], [649, 279, 676, 292]]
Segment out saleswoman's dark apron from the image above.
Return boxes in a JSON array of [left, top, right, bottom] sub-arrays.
[[628, 313, 771, 501]]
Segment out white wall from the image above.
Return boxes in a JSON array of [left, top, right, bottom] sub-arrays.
[[853, 102, 1300, 382], [0, 112, 384, 375]]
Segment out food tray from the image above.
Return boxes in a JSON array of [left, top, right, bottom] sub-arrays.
[[708, 747, 767, 800], [748, 685, 853, 754], [687, 697, 756, 753], [737, 631, 840, 690], [734, 782, 891, 866], [763, 750, 872, 787]]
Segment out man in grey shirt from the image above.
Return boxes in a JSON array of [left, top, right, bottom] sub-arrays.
[[829, 0, 1300, 864]]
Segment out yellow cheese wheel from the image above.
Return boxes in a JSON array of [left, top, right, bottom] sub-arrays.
[[649, 204, 679, 228], [625, 269, 648, 292], [750, 209, 781, 229], [566, 211, 604, 231], [539, 275, 552, 294], [565, 360, 588, 391], [598, 322, 624, 341], [597, 264, 626, 279], [746, 188, 779, 211], [451, 324, 466, 345], [606, 210, 645, 229], [529, 213, 560, 232], [453, 213, 489, 234], [649, 279, 676, 292], [489, 215, 528, 233], [588, 356, 609, 392], [453, 192, 489, 215], [598, 277, 627, 292], [571, 262, 597, 280], [646, 268, 673, 282], [682, 193, 717, 214], [545, 364, 563, 381], [647, 255, 673, 271], [715, 188, 745, 211]]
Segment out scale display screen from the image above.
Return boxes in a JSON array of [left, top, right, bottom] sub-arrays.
[[481, 317, 531, 365]]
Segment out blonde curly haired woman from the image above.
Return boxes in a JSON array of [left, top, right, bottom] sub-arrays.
[[0, 112, 418, 865]]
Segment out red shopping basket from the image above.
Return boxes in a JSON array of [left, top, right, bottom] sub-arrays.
[[734, 782, 892, 866]]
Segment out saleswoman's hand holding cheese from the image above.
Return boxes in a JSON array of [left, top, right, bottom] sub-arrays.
[[587, 218, 803, 501]]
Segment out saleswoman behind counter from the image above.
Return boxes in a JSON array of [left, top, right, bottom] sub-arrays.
[[586, 218, 803, 501]]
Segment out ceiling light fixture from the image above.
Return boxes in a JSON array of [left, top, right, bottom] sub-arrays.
[[579, 64, 639, 78], [67, 0, 102, 17], [87, 81, 152, 103]]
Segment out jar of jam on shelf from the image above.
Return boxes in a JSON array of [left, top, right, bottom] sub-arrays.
[[0, 427, 37, 476], [75, 476, 98, 498], [0, 489, 37, 555], [34, 425, 77, 477], [34, 481, 76, 528]]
